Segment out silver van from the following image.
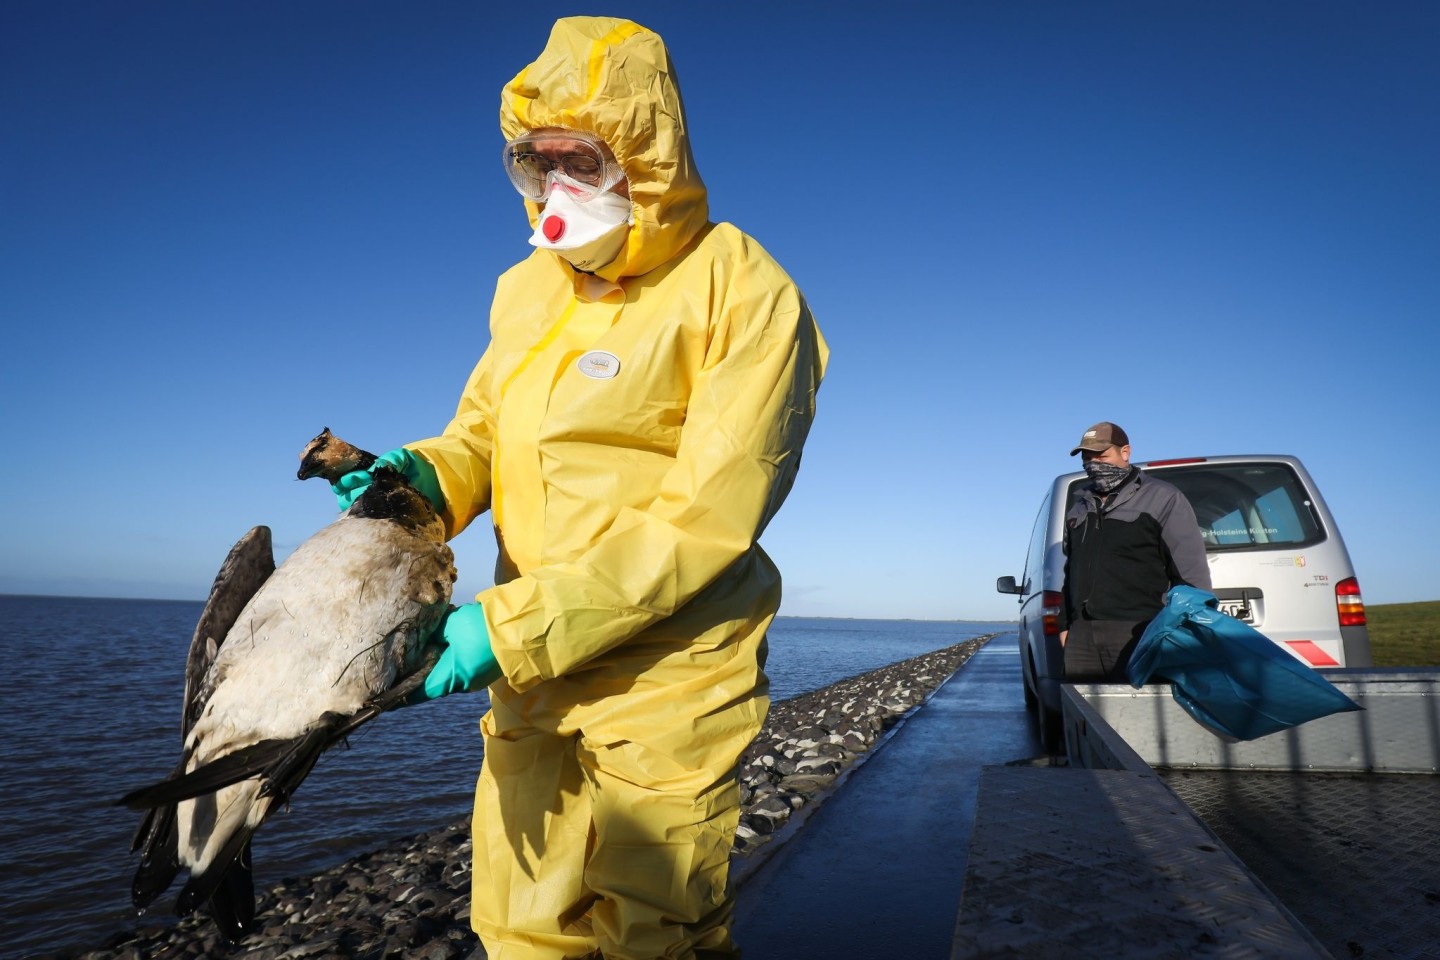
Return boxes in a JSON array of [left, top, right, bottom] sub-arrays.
[[996, 454, 1371, 751]]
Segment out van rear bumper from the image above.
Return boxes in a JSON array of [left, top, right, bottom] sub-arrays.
[[1340, 624, 1372, 667]]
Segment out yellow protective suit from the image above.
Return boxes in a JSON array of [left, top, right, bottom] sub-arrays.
[[406, 16, 827, 960]]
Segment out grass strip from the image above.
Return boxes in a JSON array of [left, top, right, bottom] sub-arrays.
[[1365, 599, 1440, 667]]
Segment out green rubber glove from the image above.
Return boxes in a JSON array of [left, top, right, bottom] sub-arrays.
[[332, 447, 445, 514], [410, 603, 502, 704]]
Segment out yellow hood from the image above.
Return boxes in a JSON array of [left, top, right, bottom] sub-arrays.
[[500, 17, 709, 281]]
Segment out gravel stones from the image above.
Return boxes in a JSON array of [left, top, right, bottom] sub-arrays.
[[52, 636, 991, 960]]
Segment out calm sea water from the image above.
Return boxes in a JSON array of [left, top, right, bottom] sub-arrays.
[[0, 595, 1008, 959]]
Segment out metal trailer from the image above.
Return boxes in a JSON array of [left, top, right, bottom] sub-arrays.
[[952, 669, 1437, 959], [1061, 670, 1440, 960]]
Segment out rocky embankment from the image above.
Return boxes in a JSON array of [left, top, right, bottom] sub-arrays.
[[52, 636, 992, 960]]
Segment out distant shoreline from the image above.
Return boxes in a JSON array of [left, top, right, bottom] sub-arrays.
[[0, 593, 1019, 624]]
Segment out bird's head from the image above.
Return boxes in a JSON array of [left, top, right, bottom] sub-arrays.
[[296, 428, 377, 482]]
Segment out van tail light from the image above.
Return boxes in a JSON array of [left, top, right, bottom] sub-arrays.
[[1336, 578, 1367, 626], [1041, 591, 1063, 636]]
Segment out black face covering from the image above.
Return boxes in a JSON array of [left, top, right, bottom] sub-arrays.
[[1084, 459, 1130, 493]]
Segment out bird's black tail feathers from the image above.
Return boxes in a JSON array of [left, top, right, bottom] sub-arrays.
[[160, 724, 329, 937], [129, 784, 181, 910], [205, 843, 256, 941]]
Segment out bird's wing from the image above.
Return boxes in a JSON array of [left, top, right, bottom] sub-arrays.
[[129, 526, 274, 908], [183, 526, 275, 737]]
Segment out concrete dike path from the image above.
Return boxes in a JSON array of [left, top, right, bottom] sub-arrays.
[[732, 637, 1040, 959]]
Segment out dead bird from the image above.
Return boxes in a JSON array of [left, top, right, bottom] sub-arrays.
[[119, 428, 456, 938]]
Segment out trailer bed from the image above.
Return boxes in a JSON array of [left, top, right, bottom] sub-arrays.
[[1063, 670, 1440, 960], [1164, 769, 1439, 959]]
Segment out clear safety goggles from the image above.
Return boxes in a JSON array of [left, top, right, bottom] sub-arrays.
[[502, 131, 625, 203]]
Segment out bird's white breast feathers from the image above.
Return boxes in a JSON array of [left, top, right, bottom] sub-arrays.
[[187, 517, 456, 757]]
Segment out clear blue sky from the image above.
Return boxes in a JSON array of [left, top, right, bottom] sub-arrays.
[[4, 1, 1437, 620]]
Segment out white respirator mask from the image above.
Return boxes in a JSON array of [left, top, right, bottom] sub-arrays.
[[528, 172, 632, 272]]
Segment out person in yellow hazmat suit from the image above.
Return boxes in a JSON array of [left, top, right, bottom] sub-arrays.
[[332, 16, 826, 960]]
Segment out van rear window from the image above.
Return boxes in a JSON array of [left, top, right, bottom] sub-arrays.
[[1145, 462, 1325, 551]]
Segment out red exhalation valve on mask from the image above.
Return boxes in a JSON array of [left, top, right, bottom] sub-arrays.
[[542, 216, 567, 242]]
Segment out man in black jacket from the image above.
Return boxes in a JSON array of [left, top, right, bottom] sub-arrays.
[[1059, 422, 1212, 680]]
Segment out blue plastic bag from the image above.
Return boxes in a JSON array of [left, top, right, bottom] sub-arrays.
[[1127, 586, 1362, 741]]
